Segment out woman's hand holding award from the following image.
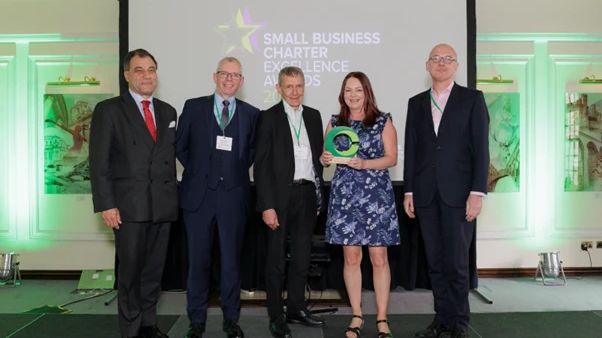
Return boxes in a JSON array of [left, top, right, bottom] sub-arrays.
[[325, 126, 359, 164]]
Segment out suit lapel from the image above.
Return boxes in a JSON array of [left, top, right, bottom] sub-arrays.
[[302, 108, 318, 160], [154, 99, 169, 146], [278, 102, 295, 159], [438, 83, 459, 134], [236, 99, 245, 160], [421, 91, 437, 139], [122, 93, 154, 149]]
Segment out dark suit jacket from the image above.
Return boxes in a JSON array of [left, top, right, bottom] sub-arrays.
[[176, 95, 259, 211], [89, 92, 179, 223], [254, 101, 324, 213], [403, 83, 489, 207]]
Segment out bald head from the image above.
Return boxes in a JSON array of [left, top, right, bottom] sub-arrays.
[[429, 43, 457, 60], [426, 43, 459, 86]]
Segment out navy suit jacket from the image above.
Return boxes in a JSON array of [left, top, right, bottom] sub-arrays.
[[403, 83, 489, 207], [176, 95, 259, 211], [89, 92, 179, 222]]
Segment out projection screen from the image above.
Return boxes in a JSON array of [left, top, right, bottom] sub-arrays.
[[129, 0, 469, 179]]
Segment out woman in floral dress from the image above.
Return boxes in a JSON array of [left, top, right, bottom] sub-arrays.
[[321, 72, 400, 338]]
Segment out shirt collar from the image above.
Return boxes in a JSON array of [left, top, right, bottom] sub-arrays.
[[129, 90, 154, 107], [282, 100, 303, 115], [430, 81, 455, 97], [214, 93, 236, 107]]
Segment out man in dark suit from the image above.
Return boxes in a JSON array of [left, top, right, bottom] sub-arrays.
[[89, 49, 178, 338], [176, 57, 259, 338], [403, 43, 489, 338], [254, 66, 325, 338]]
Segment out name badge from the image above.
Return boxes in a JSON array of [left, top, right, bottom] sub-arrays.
[[216, 136, 233, 151], [294, 144, 310, 160]]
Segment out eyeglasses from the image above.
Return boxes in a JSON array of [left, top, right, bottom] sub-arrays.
[[428, 55, 457, 64], [216, 71, 242, 80]]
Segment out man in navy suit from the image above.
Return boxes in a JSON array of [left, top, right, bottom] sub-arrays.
[[90, 49, 178, 338], [403, 43, 489, 338], [177, 56, 259, 338]]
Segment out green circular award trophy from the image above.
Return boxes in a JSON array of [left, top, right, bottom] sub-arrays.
[[325, 126, 359, 164]]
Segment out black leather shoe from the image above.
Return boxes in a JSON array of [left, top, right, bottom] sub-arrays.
[[223, 319, 245, 338], [185, 323, 205, 338], [269, 314, 292, 338], [415, 321, 450, 338], [286, 308, 325, 327], [140, 325, 169, 338], [443, 329, 468, 338]]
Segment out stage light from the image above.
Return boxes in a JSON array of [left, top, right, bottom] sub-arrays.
[[535, 251, 566, 286], [0, 252, 21, 286]]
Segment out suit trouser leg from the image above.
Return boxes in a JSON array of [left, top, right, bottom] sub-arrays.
[[417, 193, 474, 330], [115, 221, 169, 337], [416, 198, 450, 328], [215, 186, 247, 322], [184, 191, 217, 325], [440, 201, 474, 331], [286, 184, 316, 314], [265, 206, 289, 320], [139, 222, 171, 327]]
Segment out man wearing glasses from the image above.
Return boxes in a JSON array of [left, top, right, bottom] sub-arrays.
[[403, 43, 489, 338], [177, 56, 259, 338]]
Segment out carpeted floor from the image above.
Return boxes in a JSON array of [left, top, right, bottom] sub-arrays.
[[2, 314, 179, 338], [323, 312, 602, 338], [3, 312, 602, 338]]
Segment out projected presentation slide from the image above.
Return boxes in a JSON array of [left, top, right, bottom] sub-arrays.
[[129, 0, 469, 178]]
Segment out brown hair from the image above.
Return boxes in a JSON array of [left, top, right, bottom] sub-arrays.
[[336, 72, 380, 127]]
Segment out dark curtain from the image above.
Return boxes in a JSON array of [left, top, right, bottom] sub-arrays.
[[162, 182, 478, 292]]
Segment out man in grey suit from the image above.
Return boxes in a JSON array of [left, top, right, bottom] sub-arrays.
[[90, 49, 178, 338]]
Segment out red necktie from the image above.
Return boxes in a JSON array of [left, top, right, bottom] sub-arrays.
[[142, 100, 157, 142]]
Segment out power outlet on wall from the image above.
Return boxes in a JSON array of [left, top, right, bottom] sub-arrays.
[[581, 241, 593, 251]]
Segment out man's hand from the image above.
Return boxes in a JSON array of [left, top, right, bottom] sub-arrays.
[[101, 208, 122, 229], [403, 194, 415, 219], [465, 194, 483, 222], [262, 208, 280, 230]]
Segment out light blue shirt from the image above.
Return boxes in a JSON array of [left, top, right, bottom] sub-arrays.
[[214, 93, 237, 126]]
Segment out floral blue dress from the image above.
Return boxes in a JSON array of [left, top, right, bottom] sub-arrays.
[[325, 113, 400, 246]]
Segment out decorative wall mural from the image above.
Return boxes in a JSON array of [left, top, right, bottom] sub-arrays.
[[484, 92, 520, 192], [565, 92, 602, 191], [43, 93, 111, 194]]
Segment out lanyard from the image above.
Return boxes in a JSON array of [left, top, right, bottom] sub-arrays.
[[430, 91, 444, 114], [285, 111, 304, 146]]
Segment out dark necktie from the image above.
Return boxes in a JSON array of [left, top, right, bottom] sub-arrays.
[[221, 100, 230, 129], [141, 100, 157, 142]]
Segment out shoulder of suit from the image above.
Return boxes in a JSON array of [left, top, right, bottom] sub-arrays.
[[184, 95, 212, 105], [96, 95, 126, 111], [409, 89, 430, 102], [302, 105, 320, 114], [262, 102, 282, 114], [153, 97, 176, 111], [235, 98, 260, 113], [452, 83, 483, 98]]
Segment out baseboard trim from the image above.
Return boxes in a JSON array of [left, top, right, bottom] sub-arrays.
[[21, 267, 602, 280], [21, 270, 82, 279], [477, 267, 602, 277]]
